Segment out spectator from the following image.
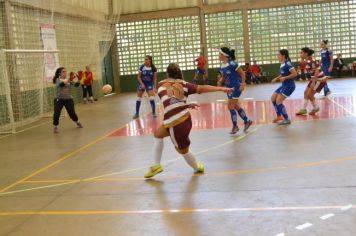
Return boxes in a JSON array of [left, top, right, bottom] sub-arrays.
[[251, 60, 262, 84], [245, 63, 252, 84], [333, 53, 344, 78], [81, 66, 94, 103]]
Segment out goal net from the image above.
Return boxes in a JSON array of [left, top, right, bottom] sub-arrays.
[[0, 49, 59, 134], [0, 0, 121, 134]]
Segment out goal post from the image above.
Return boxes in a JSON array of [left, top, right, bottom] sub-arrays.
[[0, 49, 59, 134]]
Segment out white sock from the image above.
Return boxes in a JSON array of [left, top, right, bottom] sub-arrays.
[[182, 151, 198, 170], [303, 99, 308, 109], [311, 100, 317, 109], [153, 138, 163, 165]]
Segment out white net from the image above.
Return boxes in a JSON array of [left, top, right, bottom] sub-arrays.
[[0, 0, 120, 133], [0, 50, 59, 133]]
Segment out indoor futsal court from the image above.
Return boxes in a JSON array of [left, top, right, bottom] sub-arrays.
[[1, 0, 356, 236]]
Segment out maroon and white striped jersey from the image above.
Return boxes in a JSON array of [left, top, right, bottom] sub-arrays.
[[157, 79, 198, 128]]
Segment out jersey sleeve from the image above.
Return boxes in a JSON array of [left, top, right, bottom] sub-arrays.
[[185, 82, 198, 95], [138, 64, 144, 73], [286, 61, 295, 71], [229, 61, 239, 71]]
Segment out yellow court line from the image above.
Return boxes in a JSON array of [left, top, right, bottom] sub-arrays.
[[0, 205, 354, 216], [0, 127, 259, 196], [20, 153, 356, 184], [0, 131, 112, 193]]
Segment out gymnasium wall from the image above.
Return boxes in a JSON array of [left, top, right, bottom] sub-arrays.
[[116, 0, 356, 92]]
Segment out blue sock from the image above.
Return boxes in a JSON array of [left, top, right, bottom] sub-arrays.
[[150, 99, 156, 114], [324, 84, 330, 96], [272, 101, 281, 116], [230, 109, 238, 128], [277, 104, 289, 120], [135, 100, 141, 115], [237, 108, 248, 123]]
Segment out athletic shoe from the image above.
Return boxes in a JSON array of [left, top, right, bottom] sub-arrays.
[[244, 120, 253, 132], [273, 116, 284, 123], [153, 113, 157, 118], [230, 126, 239, 134], [296, 108, 307, 116], [53, 126, 59, 133], [76, 122, 83, 128], [195, 162, 205, 173], [309, 107, 320, 115], [132, 114, 139, 119], [83, 99, 87, 104], [278, 119, 291, 125], [144, 164, 163, 178]]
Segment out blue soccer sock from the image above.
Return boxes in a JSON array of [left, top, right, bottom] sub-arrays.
[[230, 109, 238, 128], [277, 104, 289, 120], [150, 98, 156, 114], [237, 108, 248, 123], [135, 98, 141, 115], [272, 101, 281, 116]]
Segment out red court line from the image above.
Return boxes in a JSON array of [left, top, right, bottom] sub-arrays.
[[109, 97, 355, 137]]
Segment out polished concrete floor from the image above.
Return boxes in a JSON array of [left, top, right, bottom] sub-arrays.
[[0, 79, 356, 236]]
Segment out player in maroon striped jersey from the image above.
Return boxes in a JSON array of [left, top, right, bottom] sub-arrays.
[[144, 63, 232, 178]]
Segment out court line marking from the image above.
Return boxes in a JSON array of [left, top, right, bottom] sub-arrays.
[[0, 127, 259, 196], [320, 213, 335, 220], [295, 223, 313, 230], [19, 152, 356, 184], [0, 102, 107, 141], [0, 108, 157, 193], [0, 205, 354, 216], [329, 97, 356, 117]]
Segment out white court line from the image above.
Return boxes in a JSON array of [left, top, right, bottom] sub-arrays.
[[216, 99, 226, 102], [341, 204, 353, 211], [320, 213, 335, 220], [295, 222, 313, 230], [243, 97, 255, 100], [274, 233, 285, 236]]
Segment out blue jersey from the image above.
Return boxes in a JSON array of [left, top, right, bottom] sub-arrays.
[[139, 64, 157, 83], [279, 60, 295, 87], [219, 60, 241, 88], [321, 48, 332, 69]]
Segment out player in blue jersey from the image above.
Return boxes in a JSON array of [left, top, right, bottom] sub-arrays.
[[133, 55, 158, 119], [271, 49, 298, 125], [218, 47, 253, 134], [320, 40, 333, 97]]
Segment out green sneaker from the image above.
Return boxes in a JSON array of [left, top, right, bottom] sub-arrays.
[[278, 119, 291, 125], [296, 108, 307, 116], [132, 113, 139, 119], [309, 107, 320, 115], [195, 163, 205, 173], [144, 164, 163, 178]]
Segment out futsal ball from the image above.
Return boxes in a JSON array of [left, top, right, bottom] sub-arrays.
[[102, 84, 112, 95]]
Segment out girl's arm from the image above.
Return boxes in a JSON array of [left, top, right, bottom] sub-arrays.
[[153, 72, 158, 92], [280, 68, 297, 82], [137, 71, 145, 88], [237, 67, 246, 91], [271, 75, 282, 83], [197, 85, 232, 94]]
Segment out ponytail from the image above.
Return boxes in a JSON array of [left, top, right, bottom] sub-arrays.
[[301, 47, 315, 56], [220, 47, 236, 61], [322, 40, 328, 45], [279, 49, 291, 62], [53, 67, 65, 84]]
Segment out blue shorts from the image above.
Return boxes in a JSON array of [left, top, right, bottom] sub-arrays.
[[321, 67, 331, 77], [227, 86, 242, 99], [138, 82, 154, 92], [195, 69, 206, 75], [275, 85, 295, 97]]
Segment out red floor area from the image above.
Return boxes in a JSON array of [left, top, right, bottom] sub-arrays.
[[109, 96, 355, 137]]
